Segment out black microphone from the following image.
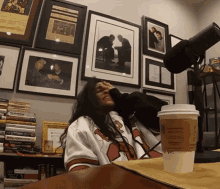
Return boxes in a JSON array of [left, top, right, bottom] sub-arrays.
[[164, 23, 220, 74]]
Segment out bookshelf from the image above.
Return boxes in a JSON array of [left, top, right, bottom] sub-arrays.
[[0, 152, 66, 188]]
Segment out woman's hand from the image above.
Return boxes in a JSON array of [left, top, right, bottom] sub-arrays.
[[96, 81, 114, 92]]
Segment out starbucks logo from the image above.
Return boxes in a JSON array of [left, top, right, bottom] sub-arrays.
[[161, 124, 165, 134]]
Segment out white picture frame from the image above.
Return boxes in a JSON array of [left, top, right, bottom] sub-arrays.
[[18, 47, 79, 98], [0, 44, 21, 90]]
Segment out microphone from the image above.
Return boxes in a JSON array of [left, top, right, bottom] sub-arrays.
[[164, 23, 220, 74]]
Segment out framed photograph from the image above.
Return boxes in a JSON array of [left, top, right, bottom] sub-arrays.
[[35, 0, 87, 55], [18, 47, 80, 98], [142, 16, 169, 59], [143, 89, 175, 105], [81, 10, 141, 88], [0, 0, 43, 46], [143, 55, 176, 93], [0, 43, 21, 90], [42, 121, 68, 154]]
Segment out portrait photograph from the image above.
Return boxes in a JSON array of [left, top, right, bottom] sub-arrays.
[[143, 16, 169, 59], [18, 47, 79, 98], [143, 89, 175, 105], [94, 21, 133, 75], [0, 44, 21, 90], [1, 0, 33, 15], [82, 10, 141, 88], [25, 56, 73, 91], [143, 55, 176, 93]]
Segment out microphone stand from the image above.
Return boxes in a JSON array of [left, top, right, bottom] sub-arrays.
[[193, 55, 220, 163]]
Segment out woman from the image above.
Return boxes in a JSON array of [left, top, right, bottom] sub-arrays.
[[60, 78, 166, 172]]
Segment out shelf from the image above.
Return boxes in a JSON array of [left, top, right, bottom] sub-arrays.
[[0, 152, 62, 158], [200, 72, 220, 85]]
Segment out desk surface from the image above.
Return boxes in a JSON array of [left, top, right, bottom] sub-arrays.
[[19, 164, 176, 189]]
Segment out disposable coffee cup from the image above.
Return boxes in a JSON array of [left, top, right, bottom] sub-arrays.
[[157, 104, 199, 173]]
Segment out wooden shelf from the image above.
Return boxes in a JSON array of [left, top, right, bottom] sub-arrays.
[[201, 72, 220, 85], [0, 152, 62, 158]]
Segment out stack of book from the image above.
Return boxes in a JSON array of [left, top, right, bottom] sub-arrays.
[[2, 100, 37, 153], [7, 100, 30, 113], [0, 98, 9, 153]]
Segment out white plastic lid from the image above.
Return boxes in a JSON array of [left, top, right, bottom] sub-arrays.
[[157, 104, 200, 117]]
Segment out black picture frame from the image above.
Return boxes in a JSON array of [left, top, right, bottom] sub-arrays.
[[170, 34, 182, 48], [0, 0, 43, 46], [143, 89, 175, 104], [142, 16, 169, 59], [81, 10, 141, 88], [17, 47, 80, 98], [0, 42, 21, 90], [143, 55, 176, 93], [35, 0, 87, 55]]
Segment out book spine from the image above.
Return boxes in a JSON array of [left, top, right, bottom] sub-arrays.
[[0, 124, 5, 130], [0, 109, 7, 113], [14, 169, 38, 174], [46, 164, 50, 178], [5, 135, 36, 142], [7, 111, 35, 118], [5, 131, 35, 137], [6, 120, 37, 126], [39, 165, 46, 180], [4, 140, 35, 145], [6, 123, 35, 129], [0, 138, 4, 143], [0, 98, 9, 103], [4, 142, 33, 148], [0, 162, 4, 179], [0, 105, 7, 110], [0, 120, 6, 124], [7, 109, 30, 113], [6, 126, 35, 133], [0, 131, 4, 135], [9, 100, 30, 106], [50, 165, 55, 176], [4, 178, 38, 183], [6, 173, 38, 180], [3, 116, 36, 123]]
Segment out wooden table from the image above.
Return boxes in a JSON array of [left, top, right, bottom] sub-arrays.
[[19, 164, 177, 189]]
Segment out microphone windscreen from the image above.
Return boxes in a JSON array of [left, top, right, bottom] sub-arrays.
[[163, 40, 195, 73]]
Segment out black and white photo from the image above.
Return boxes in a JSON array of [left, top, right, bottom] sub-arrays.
[[18, 47, 79, 98], [82, 11, 141, 87], [94, 22, 133, 75]]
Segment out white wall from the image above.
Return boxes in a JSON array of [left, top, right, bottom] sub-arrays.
[[0, 0, 199, 148]]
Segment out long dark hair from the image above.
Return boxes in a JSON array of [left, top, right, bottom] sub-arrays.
[[60, 77, 132, 159]]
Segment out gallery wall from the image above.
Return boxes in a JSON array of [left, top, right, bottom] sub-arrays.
[[0, 0, 199, 148]]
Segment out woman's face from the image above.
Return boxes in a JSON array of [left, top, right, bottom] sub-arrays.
[[95, 81, 115, 108]]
